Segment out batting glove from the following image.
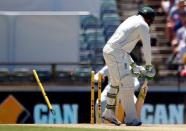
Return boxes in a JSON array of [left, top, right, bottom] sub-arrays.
[[145, 65, 156, 80], [130, 63, 145, 78]]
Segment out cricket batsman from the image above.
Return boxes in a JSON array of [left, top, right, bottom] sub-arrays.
[[94, 65, 144, 123], [102, 6, 156, 126]]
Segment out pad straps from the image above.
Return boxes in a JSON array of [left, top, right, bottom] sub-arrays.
[[106, 85, 119, 110]]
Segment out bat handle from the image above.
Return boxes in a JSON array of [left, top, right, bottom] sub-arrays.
[[144, 79, 148, 85]]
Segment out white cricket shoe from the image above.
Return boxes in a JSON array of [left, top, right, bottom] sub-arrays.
[[102, 109, 121, 126]]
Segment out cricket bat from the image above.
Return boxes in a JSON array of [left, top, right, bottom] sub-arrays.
[[135, 79, 148, 119]]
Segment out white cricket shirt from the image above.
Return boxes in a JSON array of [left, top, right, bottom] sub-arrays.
[[107, 15, 152, 65]]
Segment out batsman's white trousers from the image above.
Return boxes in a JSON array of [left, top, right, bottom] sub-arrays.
[[103, 44, 134, 89], [95, 83, 138, 123], [103, 44, 138, 122]]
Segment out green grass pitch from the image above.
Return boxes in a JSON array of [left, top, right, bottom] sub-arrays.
[[0, 126, 105, 131]]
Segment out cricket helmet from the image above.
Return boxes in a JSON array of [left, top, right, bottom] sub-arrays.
[[138, 6, 155, 21]]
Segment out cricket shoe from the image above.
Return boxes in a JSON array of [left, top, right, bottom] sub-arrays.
[[125, 119, 142, 126], [102, 109, 121, 126]]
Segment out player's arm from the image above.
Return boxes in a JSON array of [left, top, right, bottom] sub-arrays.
[[139, 24, 151, 65], [138, 24, 155, 79], [94, 66, 108, 82]]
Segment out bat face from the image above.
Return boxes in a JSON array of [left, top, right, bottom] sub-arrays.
[[138, 80, 148, 100], [136, 80, 148, 119]]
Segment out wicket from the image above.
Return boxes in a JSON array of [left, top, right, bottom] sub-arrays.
[[90, 71, 102, 124], [33, 69, 54, 114]]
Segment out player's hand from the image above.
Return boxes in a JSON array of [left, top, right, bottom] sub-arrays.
[[94, 73, 104, 83], [130, 63, 145, 77], [145, 65, 156, 80]]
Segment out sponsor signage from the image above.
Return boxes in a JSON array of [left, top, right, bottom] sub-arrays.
[[0, 90, 186, 124], [0, 91, 91, 124]]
